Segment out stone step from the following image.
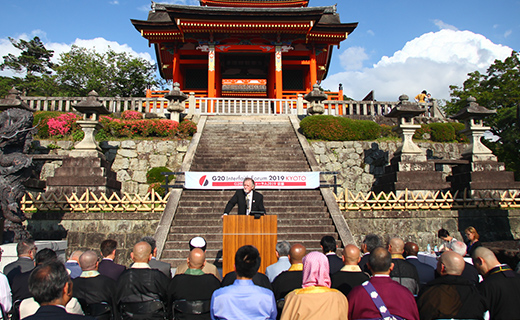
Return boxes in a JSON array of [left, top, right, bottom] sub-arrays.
[[173, 213, 331, 220], [178, 200, 324, 207], [174, 206, 328, 213], [171, 218, 333, 226], [169, 225, 336, 234]]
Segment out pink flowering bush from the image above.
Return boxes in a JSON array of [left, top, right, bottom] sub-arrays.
[[153, 119, 179, 137], [121, 110, 143, 120], [47, 113, 80, 137]]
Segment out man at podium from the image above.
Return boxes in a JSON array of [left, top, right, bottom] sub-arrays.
[[223, 178, 265, 216]]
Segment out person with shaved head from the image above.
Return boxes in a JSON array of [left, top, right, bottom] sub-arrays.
[[347, 247, 419, 320], [115, 241, 170, 319], [404, 242, 435, 288], [331, 244, 369, 296], [472, 246, 520, 319], [168, 248, 220, 320], [388, 237, 420, 295], [272, 244, 307, 317], [72, 250, 117, 319], [417, 251, 486, 320]]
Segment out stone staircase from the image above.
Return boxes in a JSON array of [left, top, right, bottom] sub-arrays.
[[160, 116, 341, 268]]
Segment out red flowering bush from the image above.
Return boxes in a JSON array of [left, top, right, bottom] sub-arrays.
[[179, 120, 197, 136], [121, 110, 143, 120], [153, 119, 179, 137], [47, 113, 80, 137]]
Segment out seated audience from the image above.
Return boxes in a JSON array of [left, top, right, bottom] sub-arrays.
[[331, 244, 369, 296], [140, 236, 172, 278], [320, 236, 342, 275], [18, 249, 84, 319], [168, 248, 220, 320], [23, 260, 94, 319], [438, 228, 458, 251], [0, 247, 12, 318], [417, 251, 486, 320], [404, 241, 435, 288], [176, 237, 221, 281], [449, 241, 479, 284], [98, 239, 126, 282], [388, 237, 420, 295], [272, 244, 306, 318], [211, 245, 276, 320], [72, 250, 117, 320], [115, 241, 170, 319], [265, 241, 291, 283], [347, 247, 419, 320], [280, 252, 348, 320], [358, 234, 382, 273], [464, 226, 482, 257], [472, 246, 520, 319], [4, 239, 36, 283], [66, 250, 84, 279]]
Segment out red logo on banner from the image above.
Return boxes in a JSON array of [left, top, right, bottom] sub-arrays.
[[199, 175, 209, 186]]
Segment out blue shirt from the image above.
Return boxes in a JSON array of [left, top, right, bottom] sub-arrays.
[[265, 256, 291, 282], [211, 279, 277, 320]]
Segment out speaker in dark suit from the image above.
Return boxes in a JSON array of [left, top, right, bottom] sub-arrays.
[[223, 178, 265, 215]]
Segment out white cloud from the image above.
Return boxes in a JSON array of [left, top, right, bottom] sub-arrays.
[[339, 47, 369, 71], [322, 29, 513, 102], [504, 30, 512, 38], [109, 0, 119, 4], [433, 19, 458, 31], [1, 35, 154, 77], [367, 30, 375, 36]]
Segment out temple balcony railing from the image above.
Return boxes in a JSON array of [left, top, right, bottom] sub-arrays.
[[20, 95, 444, 118]]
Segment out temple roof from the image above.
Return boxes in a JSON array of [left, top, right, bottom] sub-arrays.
[[199, 0, 309, 7]]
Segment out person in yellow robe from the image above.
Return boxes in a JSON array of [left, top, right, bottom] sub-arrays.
[[280, 251, 348, 320]]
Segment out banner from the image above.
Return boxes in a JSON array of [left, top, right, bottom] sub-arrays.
[[185, 172, 320, 190]]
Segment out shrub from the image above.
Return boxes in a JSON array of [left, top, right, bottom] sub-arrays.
[[413, 124, 432, 140], [449, 122, 469, 143], [147, 167, 173, 197], [380, 124, 398, 138], [121, 110, 143, 120], [300, 115, 380, 141], [179, 120, 197, 137], [47, 112, 80, 137], [429, 123, 456, 142], [33, 111, 63, 138], [153, 119, 179, 137]]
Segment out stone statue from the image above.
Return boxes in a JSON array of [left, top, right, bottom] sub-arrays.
[[0, 88, 35, 242]]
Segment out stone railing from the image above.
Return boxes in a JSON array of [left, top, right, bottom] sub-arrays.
[[21, 95, 444, 118]]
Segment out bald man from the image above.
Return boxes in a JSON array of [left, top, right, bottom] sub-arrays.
[[416, 251, 485, 320], [388, 237, 420, 295], [72, 250, 117, 319], [331, 244, 370, 297], [167, 248, 220, 320], [115, 241, 170, 319], [404, 242, 435, 287], [272, 244, 307, 316], [472, 246, 520, 319]]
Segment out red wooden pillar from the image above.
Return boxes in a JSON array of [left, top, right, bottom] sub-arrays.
[[310, 47, 317, 89], [275, 45, 283, 113], [208, 44, 216, 100], [172, 49, 181, 84]]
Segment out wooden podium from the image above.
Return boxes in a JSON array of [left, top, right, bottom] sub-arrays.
[[222, 215, 277, 276]]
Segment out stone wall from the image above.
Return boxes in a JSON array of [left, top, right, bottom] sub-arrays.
[[32, 139, 190, 195], [310, 140, 466, 194], [25, 211, 161, 265]]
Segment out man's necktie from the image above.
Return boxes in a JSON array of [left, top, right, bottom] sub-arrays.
[[246, 193, 251, 215]]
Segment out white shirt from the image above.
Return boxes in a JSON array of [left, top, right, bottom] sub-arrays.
[[0, 272, 11, 318]]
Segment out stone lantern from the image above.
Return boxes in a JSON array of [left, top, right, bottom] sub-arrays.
[[450, 97, 497, 162], [385, 94, 427, 162], [70, 90, 111, 158], [165, 82, 188, 122], [46, 90, 121, 195], [304, 84, 327, 115]]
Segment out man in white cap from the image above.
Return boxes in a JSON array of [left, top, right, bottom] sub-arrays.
[[174, 236, 221, 280]]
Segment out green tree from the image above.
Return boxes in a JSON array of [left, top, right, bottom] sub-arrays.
[[0, 36, 55, 76], [445, 51, 520, 179], [54, 46, 159, 97]]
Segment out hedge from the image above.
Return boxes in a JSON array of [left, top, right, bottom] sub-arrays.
[[300, 115, 381, 141]]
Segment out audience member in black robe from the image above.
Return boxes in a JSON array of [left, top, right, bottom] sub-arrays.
[[331, 244, 369, 297], [167, 248, 220, 320], [72, 250, 117, 320], [473, 246, 520, 319]]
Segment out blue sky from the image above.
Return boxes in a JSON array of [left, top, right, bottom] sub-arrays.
[[1, 0, 518, 102]]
